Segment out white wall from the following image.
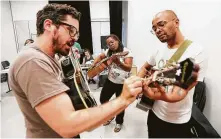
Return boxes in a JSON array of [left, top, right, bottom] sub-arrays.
[[11, 1, 48, 21], [122, 1, 128, 47], [201, 15, 221, 134], [1, 1, 18, 64], [89, 0, 110, 56], [2, 1, 108, 60], [1, 1, 48, 64], [127, 0, 221, 134], [89, 0, 109, 20], [11, 1, 48, 51]]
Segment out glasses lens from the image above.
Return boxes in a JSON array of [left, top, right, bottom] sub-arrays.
[[70, 27, 80, 38], [69, 27, 76, 36]]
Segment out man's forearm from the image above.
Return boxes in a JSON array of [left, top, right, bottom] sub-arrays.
[[159, 86, 188, 103], [63, 96, 128, 137]]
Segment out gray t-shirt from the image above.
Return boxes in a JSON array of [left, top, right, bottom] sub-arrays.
[[9, 46, 69, 138]]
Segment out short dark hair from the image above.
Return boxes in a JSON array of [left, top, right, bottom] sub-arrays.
[[36, 3, 81, 36], [106, 34, 124, 57], [84, 48, 90, 54]]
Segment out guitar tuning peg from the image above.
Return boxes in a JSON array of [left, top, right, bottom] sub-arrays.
[[176, 69, 182, 76]]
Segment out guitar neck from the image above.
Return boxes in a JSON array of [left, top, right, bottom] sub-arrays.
[[96, 53, 126, 65], [96, 57, 109, 67], [142, 58, 198, 89]]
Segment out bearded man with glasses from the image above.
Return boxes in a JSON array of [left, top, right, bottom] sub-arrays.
[[138, 10, 207, 138], [9, 3, 144, 138]]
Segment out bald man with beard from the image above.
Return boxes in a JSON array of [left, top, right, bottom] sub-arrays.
[[138, 10, 207, 137]]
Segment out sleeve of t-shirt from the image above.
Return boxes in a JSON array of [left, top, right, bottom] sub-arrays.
[[190, 44, 207, 82], [16, 59, 69, 108], [124, 48, 133, 59]]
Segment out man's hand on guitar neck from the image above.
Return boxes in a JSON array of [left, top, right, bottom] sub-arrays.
[[139, 58, 200, 102], [142, 73, 199, 103], [120, 76, 144, 105], [142, 83, 195, 103]]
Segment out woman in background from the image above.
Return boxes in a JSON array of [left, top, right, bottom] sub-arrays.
[[92, 34, 133, 132]]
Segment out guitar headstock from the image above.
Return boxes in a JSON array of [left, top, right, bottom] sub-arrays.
[[154, 58, 200, 89]]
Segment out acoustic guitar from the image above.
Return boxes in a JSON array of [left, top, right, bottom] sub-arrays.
[[136, 58, 200, 111], [61, 48, 97, 110], [87, 51, 129, 78]]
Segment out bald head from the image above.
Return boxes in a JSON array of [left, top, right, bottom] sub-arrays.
[[151, 10, 180, 43], [153, 10, 178, 23]]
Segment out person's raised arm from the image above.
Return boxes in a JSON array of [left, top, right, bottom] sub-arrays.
[[35, 76, 143, 138]]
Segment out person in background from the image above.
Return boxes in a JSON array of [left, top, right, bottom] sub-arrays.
[[92, 34, 133, 132], [24, 39, 34, 46], [71, 42, 82, 59], [82, 49, 93, 66], [82, 49, 96, 84]]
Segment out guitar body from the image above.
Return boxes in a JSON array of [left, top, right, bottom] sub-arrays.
[[87, 51, 129, 78], [61, 54, 97, 110], [87, 58, 109, 78]]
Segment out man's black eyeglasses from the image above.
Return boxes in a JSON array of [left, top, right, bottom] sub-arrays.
[[58, 21, 80, 39], [151, 18, 176, 35]]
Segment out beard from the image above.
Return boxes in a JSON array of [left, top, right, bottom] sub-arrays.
[[158, 32, 175, 43], [52, 37, 70, 56], [161, 29, 177, 43], [157, 34, 168, 43], [159, 38, 167, 43], [51, 28, 70, 56]]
